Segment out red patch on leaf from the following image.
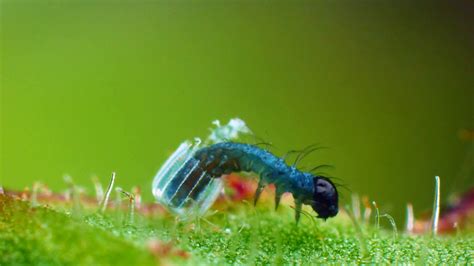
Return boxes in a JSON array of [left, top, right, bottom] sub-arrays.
[[147, 239, 189, 261], [413, 188, 474, 234]]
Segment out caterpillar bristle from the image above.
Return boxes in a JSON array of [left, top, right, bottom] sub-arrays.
[[253, 141, 274, 149], [309, 164, 334, 174], [254, 181, 265, 206], [292, 144, 325, 167], [294, 146, 326, 167], [275, 186, 285, 211]]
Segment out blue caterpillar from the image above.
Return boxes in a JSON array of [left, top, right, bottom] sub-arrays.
[[164, 142, 339, 222]]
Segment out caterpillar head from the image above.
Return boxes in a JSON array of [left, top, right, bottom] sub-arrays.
[[311, 176, 338, 219]]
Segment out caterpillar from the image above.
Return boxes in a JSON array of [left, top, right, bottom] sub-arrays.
[[161, 142, 339, 222]]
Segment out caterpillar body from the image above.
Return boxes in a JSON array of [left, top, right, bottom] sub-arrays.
[[161, 142, 339, 222]]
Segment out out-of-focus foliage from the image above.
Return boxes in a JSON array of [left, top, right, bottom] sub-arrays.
[[1, 190, 473, 265]]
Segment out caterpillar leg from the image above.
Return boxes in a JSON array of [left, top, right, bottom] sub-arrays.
[[253, 179, 265, 206], [294, 200, 303, 224], [274, 186, 284, 211], [275, 193, 281, 211]]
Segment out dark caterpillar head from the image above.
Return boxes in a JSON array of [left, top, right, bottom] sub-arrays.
[[311, 176, 338, 219]]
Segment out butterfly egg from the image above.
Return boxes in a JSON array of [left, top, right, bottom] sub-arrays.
[[152, 118, 250, 218]]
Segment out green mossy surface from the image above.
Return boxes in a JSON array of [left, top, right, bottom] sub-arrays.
[[0, 194, 472, 265]]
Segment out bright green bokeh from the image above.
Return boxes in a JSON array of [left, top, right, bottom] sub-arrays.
[[1, 1, 473, 221]]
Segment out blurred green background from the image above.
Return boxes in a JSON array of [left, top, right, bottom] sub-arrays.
[[1, 1, 473, 221]]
